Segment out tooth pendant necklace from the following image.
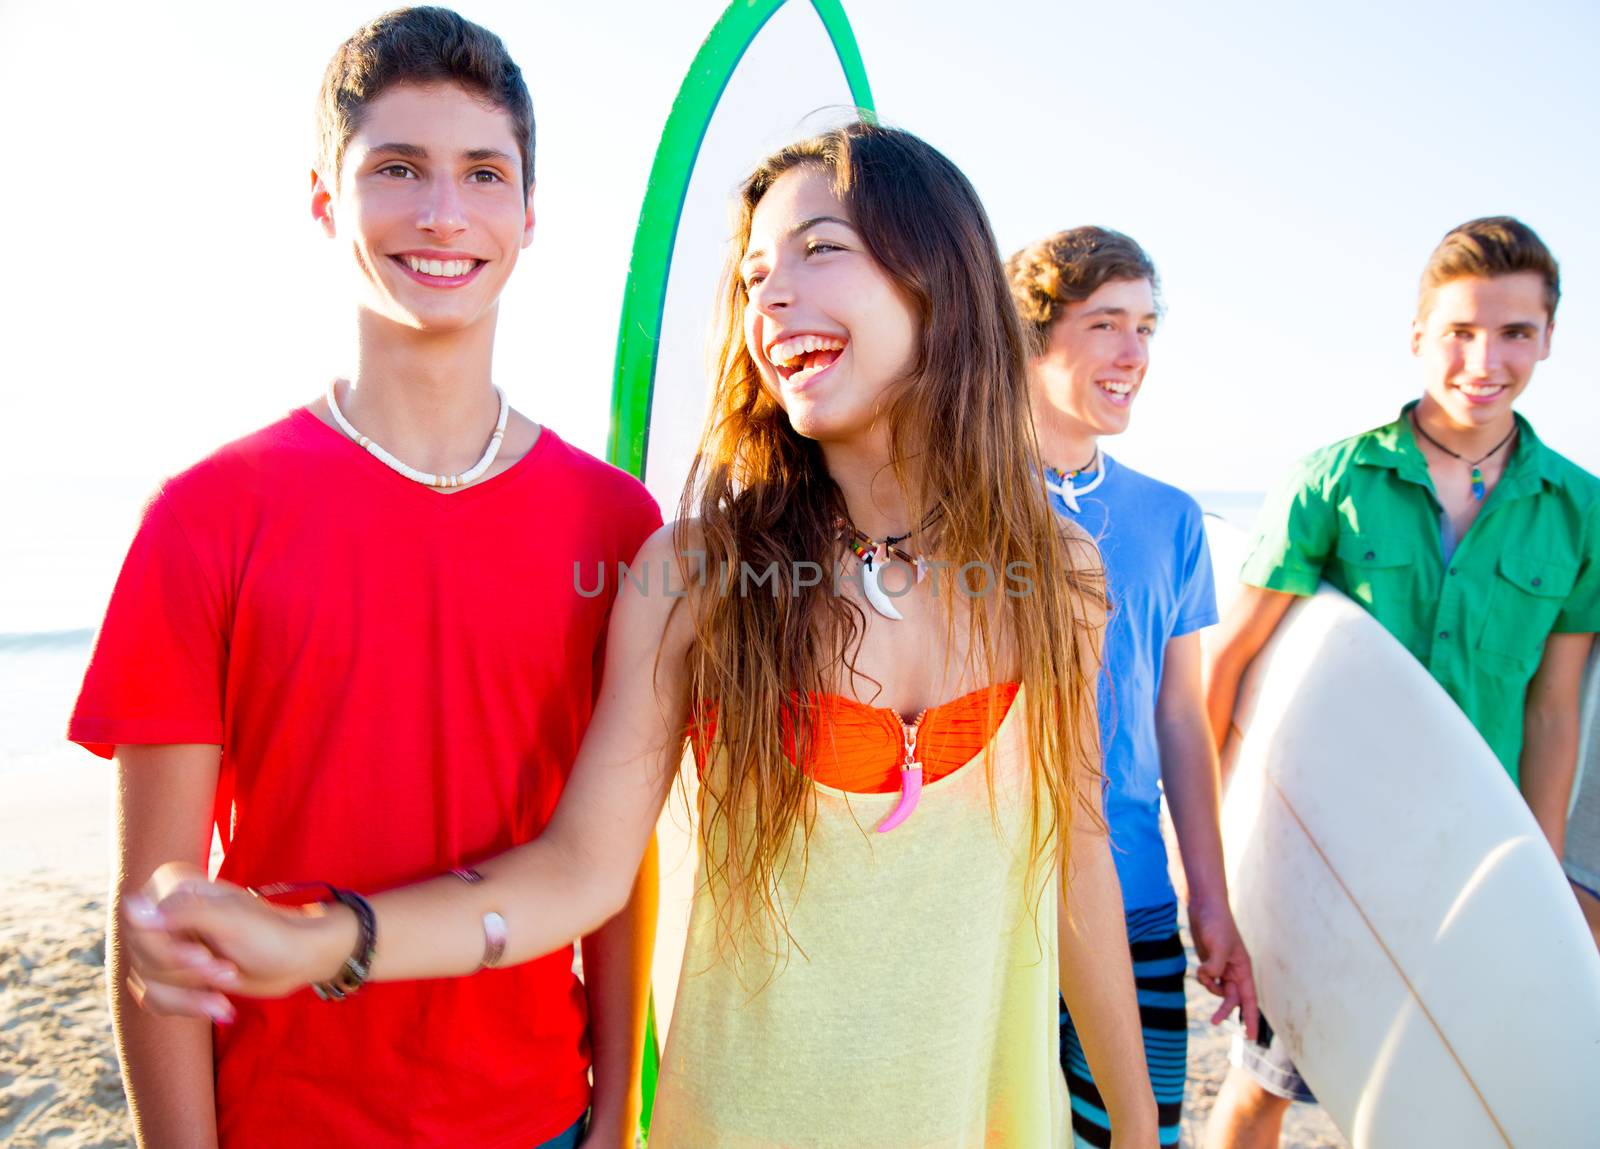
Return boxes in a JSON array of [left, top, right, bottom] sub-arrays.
[[837, 519, 929, 621], [327, 381, 509, 489], [876, 706, 928, 833], [1410, 412, 1516, 502], [1044, 447, 1106, 513]]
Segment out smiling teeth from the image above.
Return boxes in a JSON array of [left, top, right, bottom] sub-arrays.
[[405, 256, 477, 277], [1459, 383, 1505, 396], [769, 334, 846, 367], [1099, 381, 1134, 395]]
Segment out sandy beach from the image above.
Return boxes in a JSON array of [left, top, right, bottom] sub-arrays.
[[1, 735, 131, 1149], [0, 768, 1344, 1149]]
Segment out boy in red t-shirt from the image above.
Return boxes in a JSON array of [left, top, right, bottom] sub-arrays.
[[69, 10, 659, 1149]]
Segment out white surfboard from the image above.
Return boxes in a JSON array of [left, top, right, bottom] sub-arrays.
[[604, 0, 876, 1055], [1206, 516, 1600, 1148]]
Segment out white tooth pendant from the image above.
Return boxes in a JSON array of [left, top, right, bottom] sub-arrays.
[[860, 551, 905, 621], [838, 517, 937, 622], [1044, 448, 1107, 515]]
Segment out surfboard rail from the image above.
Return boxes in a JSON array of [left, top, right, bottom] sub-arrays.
[[605, 0, 876, 481]]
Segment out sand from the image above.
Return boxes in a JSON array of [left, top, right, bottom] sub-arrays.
[[1, 877, 129, 1149]]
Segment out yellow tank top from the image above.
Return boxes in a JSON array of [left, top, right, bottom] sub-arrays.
[[651, 687, 1069, 1148]]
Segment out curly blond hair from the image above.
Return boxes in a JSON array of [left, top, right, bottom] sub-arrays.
[[1006, 227, 1159, 353]]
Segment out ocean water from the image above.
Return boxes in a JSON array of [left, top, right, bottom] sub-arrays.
[[1, 478, 152, 859], [1193, 490, 1267, 533], [1, 477, 155, 873], [0, 631, 112, 877]]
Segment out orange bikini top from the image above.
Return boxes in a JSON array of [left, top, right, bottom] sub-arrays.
[[694, 683, 1020, 794]]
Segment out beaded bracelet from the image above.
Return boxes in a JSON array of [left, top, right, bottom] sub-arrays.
[[451, 867, 508, 970]]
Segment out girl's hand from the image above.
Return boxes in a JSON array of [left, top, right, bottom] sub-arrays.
[[122, 863, 358, 1017]]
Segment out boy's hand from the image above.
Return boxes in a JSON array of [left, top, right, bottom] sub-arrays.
[[123, 863, 357, 1015], [1189, 896, 1259, 1040], [577, 1111, 642, 1149]]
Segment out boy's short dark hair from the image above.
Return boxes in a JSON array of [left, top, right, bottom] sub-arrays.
[[1418, 216, 1560, 322], [1005, 227, 1161, 354], [318, 7, 536, 197]]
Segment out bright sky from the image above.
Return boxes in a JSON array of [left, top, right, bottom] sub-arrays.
[[2, 0, 1596, 491]]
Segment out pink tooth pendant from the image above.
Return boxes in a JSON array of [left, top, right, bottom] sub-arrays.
[[876, 711, 926, 833], [876, 763, 923, 833]]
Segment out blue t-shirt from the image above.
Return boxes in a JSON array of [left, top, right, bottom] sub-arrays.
[[1046, 455, 1219, 909]]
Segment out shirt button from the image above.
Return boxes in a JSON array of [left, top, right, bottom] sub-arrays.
[[1439, 630, 1451, 639], [1364, 550, 1376, 560], [1448, 567, 1457, 575], [1532, 577, 1542, 587]]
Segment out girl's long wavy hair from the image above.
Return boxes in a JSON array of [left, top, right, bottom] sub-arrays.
[[675, 121, 1104, 947]]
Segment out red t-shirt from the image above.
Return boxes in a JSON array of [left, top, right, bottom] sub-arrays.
[[70, 408, 661, 1149]]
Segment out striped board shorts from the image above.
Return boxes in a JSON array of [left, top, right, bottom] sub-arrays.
[[1059, 900, 1187, 1148]]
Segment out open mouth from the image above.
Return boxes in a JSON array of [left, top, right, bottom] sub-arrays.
[[768, 334, 847, 387], [1096, 379, 1137, 405], [392, 254, 485, 286]]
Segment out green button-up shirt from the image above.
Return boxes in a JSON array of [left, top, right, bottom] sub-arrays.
[[1241, 403, 1600, 780]]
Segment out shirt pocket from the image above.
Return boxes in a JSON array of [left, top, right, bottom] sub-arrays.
[[1333, 531, 1416, 600], [1475, 551, 1578, 674], [1333, 532, 1426, 655]]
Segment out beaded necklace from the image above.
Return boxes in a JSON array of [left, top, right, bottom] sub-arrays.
[[838, 524, 920, 568], [327, 380, 509, 489]]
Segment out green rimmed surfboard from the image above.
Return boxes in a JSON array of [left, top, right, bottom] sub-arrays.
[[603, 0, 875, 1135]]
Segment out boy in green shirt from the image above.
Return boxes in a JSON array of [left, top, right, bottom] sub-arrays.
[[1201, 216, 1600, 1147]]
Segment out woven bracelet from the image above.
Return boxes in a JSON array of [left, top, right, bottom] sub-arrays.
[[312, 885, 376, 1002]]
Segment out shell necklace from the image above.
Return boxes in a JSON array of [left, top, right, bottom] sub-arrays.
[[326, 380, 509, 489], [1043, 447, 1106, 513]]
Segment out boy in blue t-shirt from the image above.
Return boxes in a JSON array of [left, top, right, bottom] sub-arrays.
[[1009, 228, 1258, 1149]]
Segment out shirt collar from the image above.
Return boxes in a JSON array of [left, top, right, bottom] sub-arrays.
[[1353, 400, 1562, 494]]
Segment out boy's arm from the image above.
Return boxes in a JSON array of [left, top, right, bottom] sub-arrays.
[[1519, 632, 1594, 856], [579, 835, 658, 1149], [1202, 586, 1298, 766], [112, 744, 222, 1149], [1053, 530, 1156, 1146], [1155, 632, 1258, 1037], [1056, 689, 1157, 1144]]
